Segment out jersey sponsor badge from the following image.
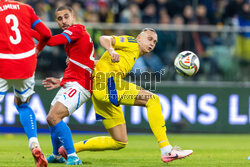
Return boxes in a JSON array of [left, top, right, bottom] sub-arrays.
[[63, 30, 73, 36]]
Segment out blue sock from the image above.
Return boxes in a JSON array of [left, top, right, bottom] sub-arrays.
[[49, 127, 62, 155], [16, 103, 37, 139], [50, 120, 75, 155]]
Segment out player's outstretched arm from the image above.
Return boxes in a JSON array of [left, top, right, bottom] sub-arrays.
[[99, 36, 120, 63], [47, 34, 69, 46], [33, 22, 52, 55], [32, 31, 70, 47], [42, 77, 61, 91], [29, 5, 51, 55]]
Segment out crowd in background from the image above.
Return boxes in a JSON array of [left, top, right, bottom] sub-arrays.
[[23, 0, 250, 81]]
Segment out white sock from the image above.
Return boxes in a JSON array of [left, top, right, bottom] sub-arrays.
[[29, 137, 39, 150], [160, 145, 173, 155], [68, 152, 77, 157]]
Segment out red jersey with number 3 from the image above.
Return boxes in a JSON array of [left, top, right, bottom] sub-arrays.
[[60, 24, 95, 93], [0, 0, 41, 79]]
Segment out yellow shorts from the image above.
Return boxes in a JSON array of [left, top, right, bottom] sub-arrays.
[[92, 76, 141, 129]]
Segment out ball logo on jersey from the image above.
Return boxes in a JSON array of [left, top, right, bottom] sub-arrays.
[[120, 37, 125, 42], [63, 30, 73, 36]]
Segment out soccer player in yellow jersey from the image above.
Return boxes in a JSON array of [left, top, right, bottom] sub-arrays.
[[56, 28, 193, 163]]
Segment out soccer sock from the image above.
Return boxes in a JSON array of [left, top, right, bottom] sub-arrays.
[[50, 120, 75, 155], [53, 154, 63, 160], [49, 126, 62, 155], [74, 136, 127, 153], [68, 153, 77, 157], [16, 103, 37, 139], [28, 137, 40, 150], [146, 94, 170, 149], [160, 145, 173, 155]]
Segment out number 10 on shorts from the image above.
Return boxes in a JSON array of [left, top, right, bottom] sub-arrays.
[[64, 88, 77, 98]]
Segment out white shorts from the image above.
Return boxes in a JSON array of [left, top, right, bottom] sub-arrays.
[[0, 76, 35, 102], [51, 82, 91, 115]]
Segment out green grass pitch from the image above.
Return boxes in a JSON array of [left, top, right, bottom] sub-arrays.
[[0, 133, 250, 167]]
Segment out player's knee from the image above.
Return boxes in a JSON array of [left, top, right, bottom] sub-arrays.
[[114, 140, 127, 150], [46, 114, 53, 126], [15, 102, 27, 110], [46, 112, 58, 127], [14, 96, 30, 106], [153, 94, 160, 102], [146, 94, 160, 107]]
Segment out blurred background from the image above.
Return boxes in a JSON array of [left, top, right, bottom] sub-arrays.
[[1, 0, 250, 134]]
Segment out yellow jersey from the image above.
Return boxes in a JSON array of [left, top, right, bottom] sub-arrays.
[[93, 35, 140, 79]]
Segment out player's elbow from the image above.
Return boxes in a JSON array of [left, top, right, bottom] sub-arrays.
[[99, 36, 105, 45], [47, 40, 54, 47], [99, 36, 105, 42], [35, 22, 52, 39], [42, 28, 52, 39], [99, 36, 113, 46]]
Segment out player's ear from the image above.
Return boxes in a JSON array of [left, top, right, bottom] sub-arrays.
[[136, 34, 141, 40]]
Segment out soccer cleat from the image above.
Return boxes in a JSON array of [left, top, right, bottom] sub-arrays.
[[66, 156, 82, 165], [161, 146, 193, 163], [58, 146, 68, 160], [46, 155, 65, 163], [32, 147, 48, 167]]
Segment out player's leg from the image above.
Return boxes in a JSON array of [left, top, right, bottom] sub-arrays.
[[47, 82, 90, 165], [15, 96, 39, 145], [73, 95, 127, 153], [46, 89, 65, 163], [65, 77, 130, 155], [47, 102, 76, 164], [46, 104, 66, 164], [96, 77, 174, 156], [73, 124, 127, 152], [133, 89, 193, 163], [13, 76, 48, 167], [133, 90, 171, 152]]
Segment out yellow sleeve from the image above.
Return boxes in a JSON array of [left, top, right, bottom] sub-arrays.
[[113, 36, 137, 49]]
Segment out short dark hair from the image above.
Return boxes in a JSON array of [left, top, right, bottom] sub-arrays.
[[56, 6, 73, 13], [141, 28, 156, 33]]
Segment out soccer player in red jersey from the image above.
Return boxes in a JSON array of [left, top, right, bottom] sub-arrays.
[[36, 6, 95, 165], [0, 0, 51, 167]]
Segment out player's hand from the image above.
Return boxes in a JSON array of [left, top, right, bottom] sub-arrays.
[[66, 57, 69, 66], [42, 77, 60, 91], [35, 48, 40, 57], [109, 49, 120, 63], [94, 60, 99, 66]]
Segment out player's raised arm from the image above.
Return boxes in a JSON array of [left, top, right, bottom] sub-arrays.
[[31, 30, 74, 47], [30, 6, 51, 53], [99, 36, 120, 63], [47, 34, 70, 46]]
